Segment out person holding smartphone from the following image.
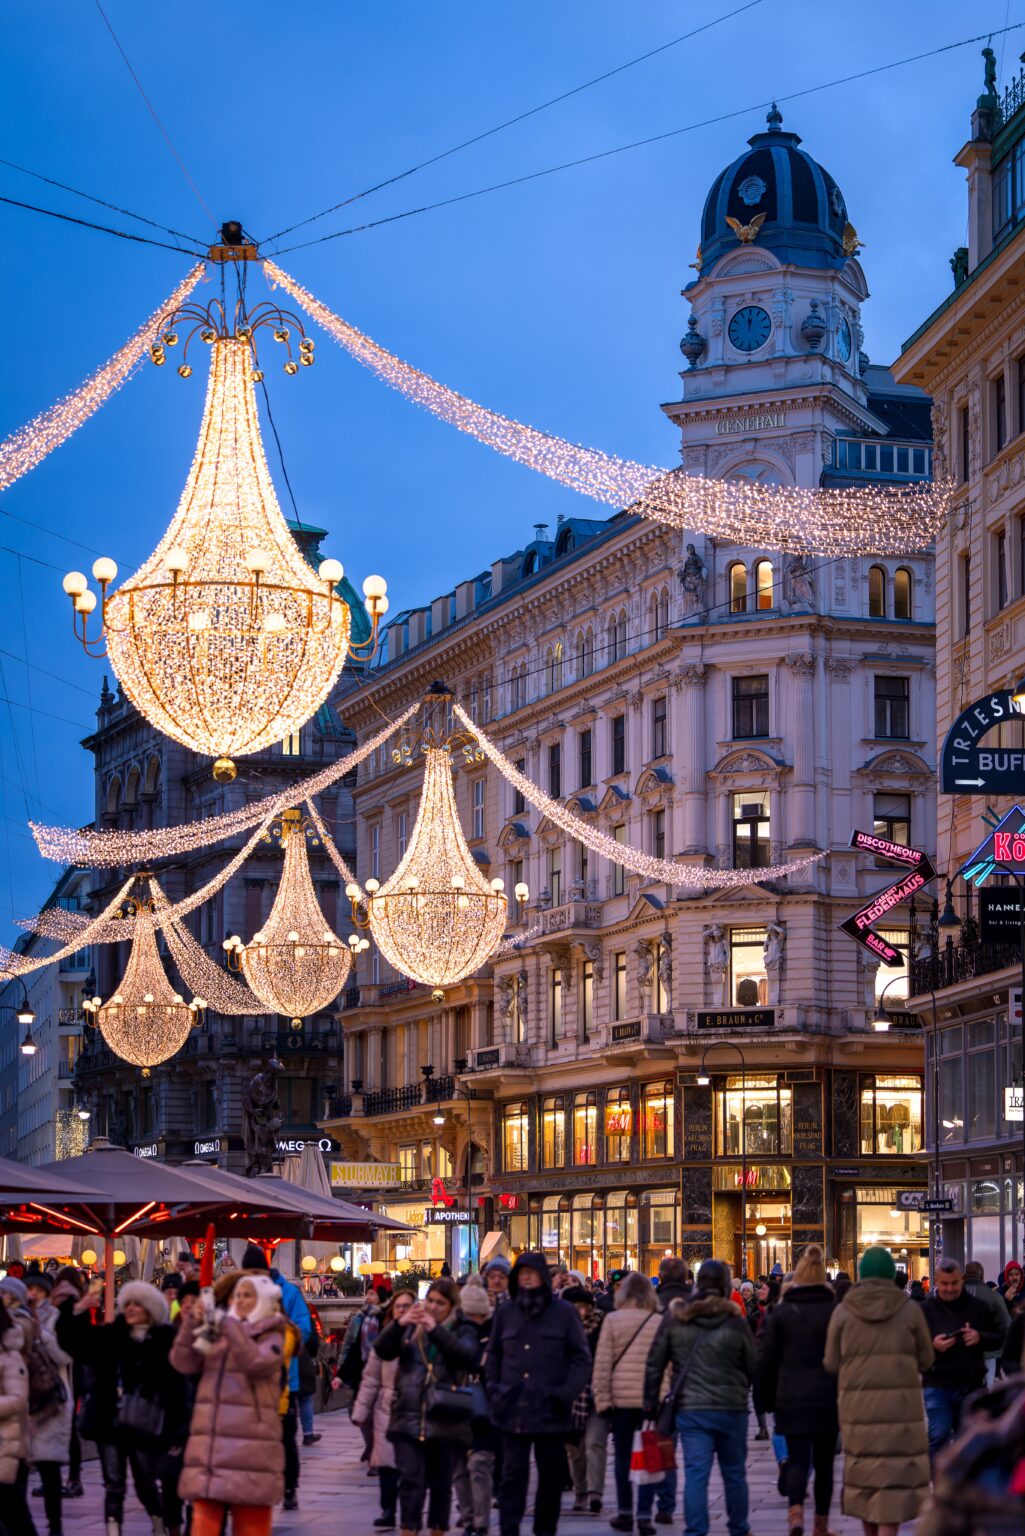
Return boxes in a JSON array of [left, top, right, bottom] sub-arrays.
[[920, 1259, 1003, 1461]]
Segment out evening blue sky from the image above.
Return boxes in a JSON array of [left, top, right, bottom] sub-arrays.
[[0, 1, 1019, 939]]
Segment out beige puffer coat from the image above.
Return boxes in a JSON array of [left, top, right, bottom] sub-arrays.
[[824, 1278, 934, 1525], [351, 1348, 398, 1469], [592, 1307, 663, 1413], [171, 1312, 287, 1508], [0, 1322, 29, 1485]]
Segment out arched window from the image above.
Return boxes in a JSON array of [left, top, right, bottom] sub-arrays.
[[143, 756, 161, 796], [894, 567, 912, 620], [607, 615, 620, 665], [615, 610, 628, 658], [549, 641, 564, 694], [652, 587, 670, 641], [729, 563, 748, 614], [754, 560, 774, 611], [584, 627, 594, 676], [869, 565, 886, 617], [105, 777, 122, 815], [124, 766, 141, 805]]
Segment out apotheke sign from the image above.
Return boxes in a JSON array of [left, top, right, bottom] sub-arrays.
[[424, 1207, 479, 1225]]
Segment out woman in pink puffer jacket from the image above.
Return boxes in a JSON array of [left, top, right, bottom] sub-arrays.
[[170, 1273, 286, 1536]]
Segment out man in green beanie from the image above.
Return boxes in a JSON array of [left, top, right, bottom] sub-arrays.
[[858, 1246, 896, 1281]]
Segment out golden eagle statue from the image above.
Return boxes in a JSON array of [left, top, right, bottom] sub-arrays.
[[725, 212, 766, 244]]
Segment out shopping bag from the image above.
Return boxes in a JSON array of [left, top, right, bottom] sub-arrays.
[[641, 1426, 676, 1473], [629, 1428, 670, 1485]]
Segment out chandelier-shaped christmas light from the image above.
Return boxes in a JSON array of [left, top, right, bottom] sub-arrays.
[[60, 293, 388, 782], [82, 889, 206, 1067], [223, 808, 353, 1025], [351, 701, 528, 993]]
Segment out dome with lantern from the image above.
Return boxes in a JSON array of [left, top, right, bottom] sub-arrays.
[[698, 105, 852, 274]]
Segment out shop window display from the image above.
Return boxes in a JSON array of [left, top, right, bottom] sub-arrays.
[[859, 1075, 922, 1154], [542, 1096, 566, 1168], [715, 1075, 792, 1156], [605, 1087, 632, 1161], [604, 1190, 638, 1272], [642, 1079, 674, 1158], [503, 1101, 529, 1172], [729, 927, 768, 1006], [573, 1091, 597, 1165], [639, 1189, 678, 1275], [843, 1185, 929, 1280]]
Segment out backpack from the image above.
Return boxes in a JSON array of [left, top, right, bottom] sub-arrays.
[[27, 1336, 67, 1416]]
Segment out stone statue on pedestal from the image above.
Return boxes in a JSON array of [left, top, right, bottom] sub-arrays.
[[242, 1056, 283, 1177]]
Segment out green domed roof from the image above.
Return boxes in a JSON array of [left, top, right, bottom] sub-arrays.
[[288, 520, 372, 646]]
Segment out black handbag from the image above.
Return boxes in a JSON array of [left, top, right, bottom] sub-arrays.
[[420, 1336, 474, 1425], [114, 1388, 165, 1441]]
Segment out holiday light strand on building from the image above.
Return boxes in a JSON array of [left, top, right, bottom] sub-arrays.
[[223, 809, 351, 1023], [454, 705, 824, 888], [0, 877, 137, 979], [150, 880, 271, 1016], [267, 261, 952, 558], [305, 798, 357, 887], [0, 265, 204, 493], [359, 745, 521, 989], [30, 701, 421, 865]]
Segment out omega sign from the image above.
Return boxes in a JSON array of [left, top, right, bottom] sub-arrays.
[[715, 407, 787, 435]]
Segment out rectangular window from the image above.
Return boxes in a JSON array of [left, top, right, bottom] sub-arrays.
[[652, 695, 668, 759], [873, 793, 911, 853], [508, 859, 523, 923], [612, 825, 626, 897], [963, 552, 972, 636], [547, 846, 562, 907], [968, 1045, 996, 1140], [729, 927, 768, 1007], [896, 446, 909, 474], [732, 790, 770, 869], [548, 742, 561, 800], [472, 778, 485, 839], [613, 950, 627, 1019], [281, 727, 302, 756], [996, 374, 1007, 453], [579, 729, 592, 788], [502, 1102, 529, 1172], [960, 405, 971, 483], [370, 823, 380, 880], [879, 444, 894, 473], [578, 841, 589, 894], [513, 761, 526, 817], [541, 1097, 565, 1167], [604, 1088, 632, 1162], [397, 812, 408, 860], [398, 1143, 417, 1178], [732, 674, 769, 738], [581, 959, 593, 1040], [611, 715, 626, 775], [549, 966, 563, 1044], [715, 1076, 792, 1156], [573, 1094, 597, 1165], [650, 808, 666, 861], [997, 528, 1008, 611], [874, 675, 910, 739], [642, 1080, 674, 1159], [863, 442, 878, 472], [859, 1075, 923, 1155], [912, 447, 926, 475]]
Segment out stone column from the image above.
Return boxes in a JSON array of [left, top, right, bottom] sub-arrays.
[[785, 653, 817, 848], [680, 664, 707, 854]]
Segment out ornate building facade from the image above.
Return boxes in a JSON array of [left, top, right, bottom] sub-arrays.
[[71, 524, 364, 1173], [894, 54, 1025, 1276], [322, 111, 937, 1280]]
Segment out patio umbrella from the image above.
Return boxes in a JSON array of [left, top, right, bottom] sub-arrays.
[[0, 1141, 320, 1318], [278, 1142, 338, 1279], [0, 1153, 106, 1206], [176, 1161, 411, 1241]]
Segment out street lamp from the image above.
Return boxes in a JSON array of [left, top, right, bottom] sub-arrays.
[[16, 989, 37, 1056], [697, 1041, 748, 1280]]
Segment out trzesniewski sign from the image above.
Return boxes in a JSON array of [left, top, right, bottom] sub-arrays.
[[940, 689, 1025, 795]]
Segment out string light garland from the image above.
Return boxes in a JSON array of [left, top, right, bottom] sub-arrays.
[[0, 265, 203, 493], [150, 880, 271, 1016], [352, 738, 527, 991], [31, 701, 420, 866], [267, 262, 952, 558], [82, 888, 205, 1068], [305, 798, 357, 887], [0, 877, 136, 979], [223, 808, 351, 1024], [453, 704, 824, 888]]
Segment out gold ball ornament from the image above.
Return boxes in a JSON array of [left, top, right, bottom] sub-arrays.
[[284, 360, 299, 376], [213, 757, 237, 785]]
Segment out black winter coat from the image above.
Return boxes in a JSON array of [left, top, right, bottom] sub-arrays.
[[484, 1293, 591, 1435], [56, 1305, 190, 1447], [375, 1316, 481, 1445], [921, 1291, 1003, 1392], [755, 1283, 838, 1437]]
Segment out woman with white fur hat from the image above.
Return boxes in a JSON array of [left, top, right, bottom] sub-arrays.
[[170, 1271, 287, 1536], [56, 1280, 188, 1536]]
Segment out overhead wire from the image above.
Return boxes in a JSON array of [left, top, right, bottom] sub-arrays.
[[0, 192, 206, 257], [264, 0, 764, 246], [0, 155, 204, 249], [272, 22, 1025, 255]]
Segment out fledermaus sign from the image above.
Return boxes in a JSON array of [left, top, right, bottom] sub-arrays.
[[940, 689, 1025, 794]]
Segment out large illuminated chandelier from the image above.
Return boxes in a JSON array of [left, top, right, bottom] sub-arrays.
[[82, 886, 206, 1068], [223, 807, 355, 1026], [350, 690, 528, 995], [60, 292, 388, 782]]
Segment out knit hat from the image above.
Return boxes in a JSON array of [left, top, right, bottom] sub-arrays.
[[24, 1271, 53, 1295], [0, 1276, 28, 1307], [483, 1256, 511, 1277], [459, 1277, 492, 1320], [117, 1280, 169, 1327], [560, 1285, 592, 1306], [229, 1273, 281, 1324], [160, 1272, 182, 1293], [859, 1246, 896, 1281], [240, 1244, 270, 1272]]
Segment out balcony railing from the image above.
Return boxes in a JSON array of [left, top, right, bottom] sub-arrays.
[[362, 1084, 423, 1116], [911, 935, 1019, 995], [425, 1075, 454, 1103]]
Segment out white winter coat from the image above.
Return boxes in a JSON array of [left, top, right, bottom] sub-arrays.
[[350, 1348, 398, 1470], [591, 1307, 664, 1413], [27, 1301, 73, 1465], [0, 1323, 30, 1484]]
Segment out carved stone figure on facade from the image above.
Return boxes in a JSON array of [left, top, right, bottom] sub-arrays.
[[703, 924, 728, 1005], [635, 941, 655, 995], [783, 552, 815, 611], [580, 941, 604, 984], [657, 935, 673, 1015], [763, 922, 784, 1005], [678, 544, 708, 617], [242, 1056, 283, 1177]]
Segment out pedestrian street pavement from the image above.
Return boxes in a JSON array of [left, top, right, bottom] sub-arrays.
[[56, 1407, 867, 1536]]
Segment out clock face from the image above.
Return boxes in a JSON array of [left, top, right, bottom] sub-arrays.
[[836, 316, 852, 363], [728, 305, 772, 353]]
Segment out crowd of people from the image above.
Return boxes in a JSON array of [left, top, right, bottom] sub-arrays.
[[0, 1244, 1021, 1536]]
